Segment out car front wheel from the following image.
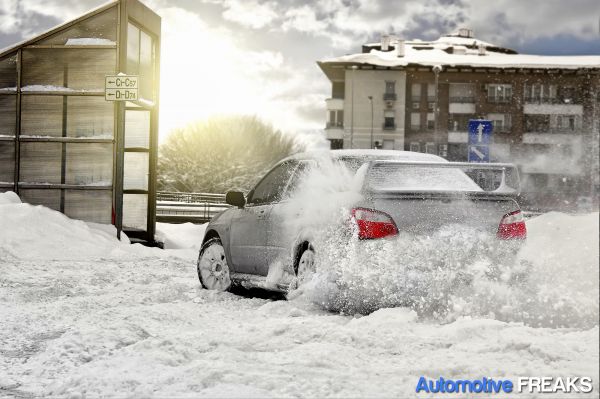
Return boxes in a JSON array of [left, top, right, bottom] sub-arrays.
[[296, 246, 316, 286], [197, 238, 231, 292]]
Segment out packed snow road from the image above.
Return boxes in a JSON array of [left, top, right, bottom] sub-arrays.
[[0, 192, 598, 397]]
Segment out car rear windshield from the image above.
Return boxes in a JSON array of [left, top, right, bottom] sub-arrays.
[[366, 163, 483, 192]]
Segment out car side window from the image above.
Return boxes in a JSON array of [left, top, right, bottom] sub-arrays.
[[285, 161, 311, 196], [247, 162, 297, 205]]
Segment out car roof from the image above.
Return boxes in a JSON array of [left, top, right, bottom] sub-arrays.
[[282, 149, 447, 163]]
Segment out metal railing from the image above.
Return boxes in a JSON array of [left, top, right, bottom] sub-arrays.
[[156, 191, 230, 224], [523, 97, 580, 104], [326, 121, 344, 129], [449, 96, 475, 103], [383, 93, 397, 101]]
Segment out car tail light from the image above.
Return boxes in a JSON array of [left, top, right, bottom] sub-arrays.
[[497, 210, 527, 240], [351, 208, 399, 240]]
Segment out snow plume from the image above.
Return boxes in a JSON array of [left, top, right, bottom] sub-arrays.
[[298, 213, 599, 329], [279, 163, 599, 329], [277, 153, 364, 242]]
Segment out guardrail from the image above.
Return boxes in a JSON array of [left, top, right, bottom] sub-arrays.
[[156, 191, 230, 224]]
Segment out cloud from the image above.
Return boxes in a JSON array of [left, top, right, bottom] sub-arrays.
[[0, 0, 597, 140], [222, 0, 278, 29], [281, 5, 328, 34]]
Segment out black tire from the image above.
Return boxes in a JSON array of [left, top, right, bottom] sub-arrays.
[[197, 237, 232, 292], [294, 244, 316, 286]]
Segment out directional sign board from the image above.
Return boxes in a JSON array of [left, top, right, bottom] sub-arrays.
[[468, 145, 490, 163], [468, 119, 493, 162], [105, 75, 138, 101]]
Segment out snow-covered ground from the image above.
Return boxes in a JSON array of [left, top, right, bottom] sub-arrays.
[[0, 191, 598, 397]]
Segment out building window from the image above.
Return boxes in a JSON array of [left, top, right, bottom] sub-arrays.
[[332, 81, 344, 99], [557, 86, 577, 104], [449, 83, 475, 103], [487, 84, 512, 103], [487, 113, 512, 133], [383, 110, 395, 130], [448, 114, 476, 132], [384, 81, 396, 100], [525, 115, 549, 132], [524, 83, 557, 103], [410, 112, 420, 131], [410, 142, 420, 152], [427, 83, 435, 102], [426, 112, 435, 130], [438, 144, 448, 158], [425, 142, 437, 154], [327, 110, 343, 128], [329, 139, 343, 149], [411, 83, 421, 102], [555, 115, 579, 131]]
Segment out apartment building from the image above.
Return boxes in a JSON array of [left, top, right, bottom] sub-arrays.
[[317, 29, 600, 210]]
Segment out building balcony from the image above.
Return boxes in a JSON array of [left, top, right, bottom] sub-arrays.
[[522, 133, 581, 145], [326, 121, 344, 129], [523, 103, 583, 115], [524, 96, 581, 105], [325, 98, 344, 110], [448, 131, 468, 143], [383, 123, 396, 130], [325, 126, 344, 140], [449, 103, 476, 114], [487, 97, 511, 104], [449, 96, 475, 103], [525, 127, 582, 134], [383, 93, 397, 101]]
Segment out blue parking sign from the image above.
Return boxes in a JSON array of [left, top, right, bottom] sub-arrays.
[[468, 119, 492, 162]]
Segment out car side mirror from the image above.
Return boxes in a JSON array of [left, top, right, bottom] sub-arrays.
[[226, 191, 246, 208]]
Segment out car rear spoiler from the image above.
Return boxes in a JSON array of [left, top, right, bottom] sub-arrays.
[[362, 160, 521, 196]]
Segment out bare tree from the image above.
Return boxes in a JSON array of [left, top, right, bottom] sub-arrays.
[[158, 115, 302, 193]]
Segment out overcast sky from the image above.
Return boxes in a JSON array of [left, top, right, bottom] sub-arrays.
[[1, 0, 598, 141]]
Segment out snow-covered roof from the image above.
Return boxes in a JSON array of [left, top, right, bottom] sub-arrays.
[[0, 0, 118, 58], [320, 34, 600, 71]]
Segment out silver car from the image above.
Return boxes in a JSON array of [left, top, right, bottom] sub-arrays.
[[197, 150, 526, 293]]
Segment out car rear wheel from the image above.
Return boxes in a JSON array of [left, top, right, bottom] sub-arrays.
[[296, 246, 316, 286], [197, 238, 231, 292]]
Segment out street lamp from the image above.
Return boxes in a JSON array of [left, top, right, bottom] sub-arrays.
[[368, 95, 373, 149], [432, 65, 442, 148], [350, 65, 358, 149]]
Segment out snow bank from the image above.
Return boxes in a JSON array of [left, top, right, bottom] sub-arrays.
[[156, 222, 207, 250], [0, 191, 21, 205], [0, 198, 133, 261], [0, 192, 201, 261]]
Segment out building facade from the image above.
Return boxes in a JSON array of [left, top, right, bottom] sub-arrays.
[[318, 30, 600, 211], [0, 0, 161, 243]]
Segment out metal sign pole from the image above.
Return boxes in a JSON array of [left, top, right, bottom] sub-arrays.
[[115, 101, 125, 240]]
